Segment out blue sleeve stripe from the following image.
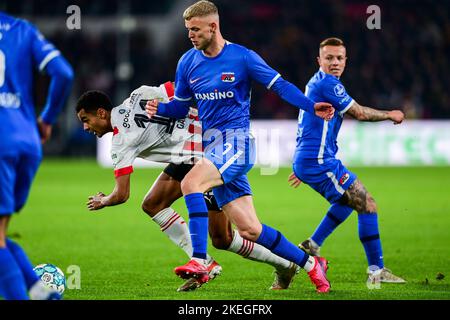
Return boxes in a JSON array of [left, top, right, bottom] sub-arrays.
[[266, 73, 281, 89], [339, 99, 355, 116], [174, 95, 192, 102], [39, 50, 60, 72]]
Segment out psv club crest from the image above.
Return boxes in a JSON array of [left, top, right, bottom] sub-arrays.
[[221, 72, 235, 82]]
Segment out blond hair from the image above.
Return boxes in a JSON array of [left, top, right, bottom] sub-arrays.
[[183, 1, 218, 20], [320, 37, 345, 49]]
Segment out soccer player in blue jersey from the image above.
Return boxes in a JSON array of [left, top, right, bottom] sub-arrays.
[[290, 37, 406, 285], [146, 1, 334, 293], [0, 12, 73, 300]]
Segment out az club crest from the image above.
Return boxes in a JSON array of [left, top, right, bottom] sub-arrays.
[[339, 173, 350, 185], [221, 72, 235, 82]]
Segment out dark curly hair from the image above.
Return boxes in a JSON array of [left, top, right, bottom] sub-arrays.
[[76, 90, 113, 114]]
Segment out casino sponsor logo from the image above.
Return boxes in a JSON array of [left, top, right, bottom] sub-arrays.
[[221, 72, 235, 82], [195, 90, 234, 101], [334, 84, 346, 97], [339, 173, 350, 185]]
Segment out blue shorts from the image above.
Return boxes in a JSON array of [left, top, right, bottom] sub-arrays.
[[0, 149, 42, 215], [212, 175, 252, 209], [293, 158, 357, 204], [204, 130, 255, 207]]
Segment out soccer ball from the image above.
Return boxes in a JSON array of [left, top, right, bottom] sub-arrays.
[[33, 263, 66, 294]]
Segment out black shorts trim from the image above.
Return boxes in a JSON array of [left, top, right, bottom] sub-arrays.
[[163, 163, 194, 182], [163, 163, 221, 212]]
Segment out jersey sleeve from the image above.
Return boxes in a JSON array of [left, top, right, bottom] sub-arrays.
[[111, 134, 137, 177], [320, 76, 354, 114], [245, 49, 281, 89], [28, 23, 61, 73], [130, 83, 172, 104], [173, 55, 193, 103]]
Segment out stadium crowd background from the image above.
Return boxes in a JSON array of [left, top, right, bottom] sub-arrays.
[[2, 0, 449, 156]]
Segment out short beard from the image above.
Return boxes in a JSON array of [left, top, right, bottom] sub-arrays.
[[197, 38, 212, 51]]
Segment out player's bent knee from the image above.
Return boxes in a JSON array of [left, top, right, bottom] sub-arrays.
[[211, 235, 232, 250], [180, 178, 198, 195], [237, 227, 259, 242], [141, 200, 167, 217]]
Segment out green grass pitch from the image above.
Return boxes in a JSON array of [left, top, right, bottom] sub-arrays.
[[9, 159, 450, 300]]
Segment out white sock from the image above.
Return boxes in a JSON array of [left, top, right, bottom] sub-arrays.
[[303, 256, 316, 273], [29, 280, 52, 300], [152, 208, 193, 258], [227, 231, 291, 270], [152, 207, 212, 262]]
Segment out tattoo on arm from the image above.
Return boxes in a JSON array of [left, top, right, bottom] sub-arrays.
[[341, 179, 377, 213], [347, 102, 390, 122]]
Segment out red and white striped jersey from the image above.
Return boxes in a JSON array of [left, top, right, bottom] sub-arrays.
[[110, 82, 203, 177]]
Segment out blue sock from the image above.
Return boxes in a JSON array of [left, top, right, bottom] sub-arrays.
[[358, 213, 384, 268], [311, 203, 353, 246], [0, 247, 29, 300], [185, 193, 208, 260], [256, 224, 309, 268], [6, 238, 39, 290]]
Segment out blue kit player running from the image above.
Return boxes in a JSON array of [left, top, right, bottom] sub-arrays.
[[146, 1, 334, 293], [0, 12, 73, 300], [290, 37, 406, 285]]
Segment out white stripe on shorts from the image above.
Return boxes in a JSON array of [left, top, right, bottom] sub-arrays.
[[326, 172, 345, 195], [219, 150, 244, 174]]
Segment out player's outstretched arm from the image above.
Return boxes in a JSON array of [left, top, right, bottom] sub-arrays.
[[145, 99, 159, 118], [145, 99, 191, 119], [346, 102, 404, 124], [86, 174, 131, 210], [270, 78, 334, 120]]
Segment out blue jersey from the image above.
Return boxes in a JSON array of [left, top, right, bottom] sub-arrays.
[[1, 12, 72, 215], [0, 12, 68, 153], [173, 42, 287, 132], [293, 69, 354, 163]]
